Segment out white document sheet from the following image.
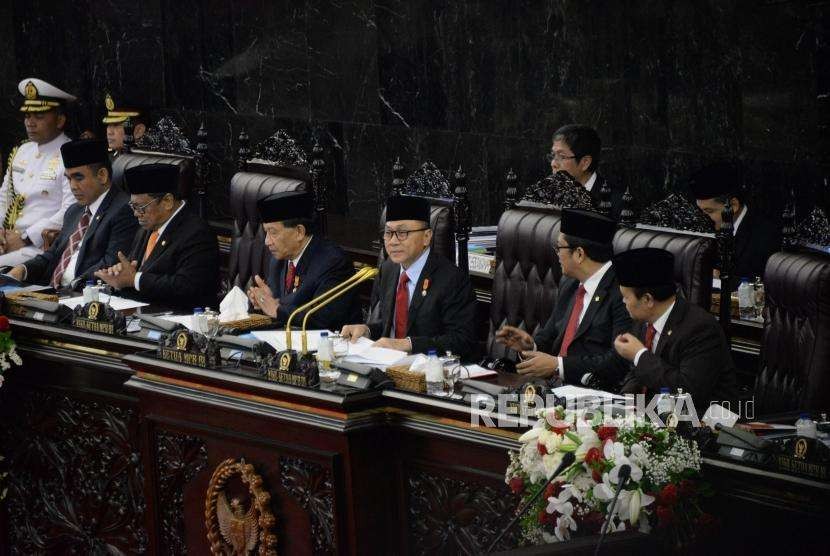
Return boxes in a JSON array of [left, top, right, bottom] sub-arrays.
[[60, 295, 148, 311], [251, 330, 330, 352], [458, 364, 498, 379], [551, 384, 626, 402], [341, 337, 408, 366]]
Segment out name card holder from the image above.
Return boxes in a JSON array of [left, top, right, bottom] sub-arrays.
[[72, 301, 126, 335], [262, 350, 319, 388], [159, 329, 221, 369], [774, 436, 830, 481]]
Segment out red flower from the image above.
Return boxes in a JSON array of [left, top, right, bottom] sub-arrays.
[[537, 443, 548, 455], [537, 509, 547, 524], [0, 315, 9, 331], [656, 505, 674, 527], [695, 512, 718, 533], [597, 425, 618, 442], [550, 420, 570, 435], [659, 484, 678, 507], [582, 511, 605, 535], [544, 481, 563, 500], [678, 479, 696, 497], [509, 477, 524, 494], [585, 447, 602, 466], [592, 469, 602, 482]]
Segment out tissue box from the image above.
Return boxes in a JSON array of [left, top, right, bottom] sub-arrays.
[[386, 364, 426, 393]]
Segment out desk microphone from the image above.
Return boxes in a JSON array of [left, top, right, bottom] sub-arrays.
[[593, 464, 631, 556], [714, 422, 771, 451], [485, 451, 576, 554]]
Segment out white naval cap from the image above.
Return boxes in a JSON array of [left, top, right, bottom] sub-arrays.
[[17, 77, 77, 112]]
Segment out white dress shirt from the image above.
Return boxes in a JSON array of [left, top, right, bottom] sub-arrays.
[[633, 300, 677, 366], [732, 205, 747, 236], [583, 172, 597, 193]]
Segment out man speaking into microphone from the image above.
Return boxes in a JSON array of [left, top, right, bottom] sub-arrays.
[[340, 195, 477, 359], [247, 190, 360, 330]]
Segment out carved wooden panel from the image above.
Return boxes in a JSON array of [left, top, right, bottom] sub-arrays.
[[521, 170, 594, 209], [406, 161, 453, 198], [406, 467, 519, 555], [135, 116, 196, 155], [156, 431, 209, 555], [279, 455, 336, 555], [0, 389, 147, 554], [638, 192, 713, 232], [252, 130, 309, 168]]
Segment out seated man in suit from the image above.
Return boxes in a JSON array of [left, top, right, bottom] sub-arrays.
[[340, 195, 477, 359], [5, 139, 137, 288], [94, 164, 219, 310], [690, 161, 780, 291], [246, 191, 360, 329], [549, 124, 622, 219], [613, 248, 738, 410], [495, 209, 631, 389]]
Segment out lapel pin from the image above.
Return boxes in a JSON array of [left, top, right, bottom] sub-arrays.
[[161, 240, 167, 247], [96, 215, 101, 220], [667, 330, 672, 336], [294, 275, 300, 289], [594, 295, 600, 302], [421, 277, 430, 297]]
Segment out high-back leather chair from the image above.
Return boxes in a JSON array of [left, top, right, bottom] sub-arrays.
[[754, 250, 830, 414], [612, 226, 716, 310], [226, 130, 318, 291], [111, 117, 198, 204]]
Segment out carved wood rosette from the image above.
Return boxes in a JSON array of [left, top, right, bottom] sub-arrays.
[[279, 455, 336, 555], [406, 468, 520, 555], [205, 458, 278, 555]]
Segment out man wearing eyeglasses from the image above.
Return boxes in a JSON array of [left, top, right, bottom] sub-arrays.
[[3, 139, 137, 288], [340, 195, 477, 359], [94, 164, 219, 310], [245, 191, 360, 330], [495, 209, 631, 390], [549, 124, 622, 219]]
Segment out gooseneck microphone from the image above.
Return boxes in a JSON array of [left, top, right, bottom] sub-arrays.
[[593, 463, 632, 556], [485, 451, 576, 554]]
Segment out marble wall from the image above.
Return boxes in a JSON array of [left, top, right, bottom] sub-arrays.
[[1, 0, 828, 227]]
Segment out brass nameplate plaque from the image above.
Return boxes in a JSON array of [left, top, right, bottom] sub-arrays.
[[71, 301, 125, 335], [158, 329, 219, 369], [73, 317, 115, 335]]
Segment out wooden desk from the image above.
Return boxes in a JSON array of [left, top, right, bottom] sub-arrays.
[[0, 318, 824, 554]]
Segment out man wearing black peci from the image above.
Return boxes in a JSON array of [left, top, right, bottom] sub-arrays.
[[495, 209, 631, 389], [5, 139, 137, 289], [94, 164, 219, 310], [613, 248, 738, 410], [246, 190, 361, 330], [690, 161, 781, 291], [340, 195, 477, 359]]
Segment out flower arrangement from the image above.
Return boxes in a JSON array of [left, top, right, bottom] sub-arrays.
[[505, 406, 715, 548], [0, 314, 21, 501]]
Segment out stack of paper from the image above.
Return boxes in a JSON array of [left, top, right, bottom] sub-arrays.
[[250, 330, 329, 352], [60, 295, 148, 311], [551, 385, 626, 402], [342, 337, 408, 366]]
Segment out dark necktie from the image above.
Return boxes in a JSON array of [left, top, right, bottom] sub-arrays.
[[558, 285, 587, 356], [284, 261, 297, 294], [50, 209, 91, 288], [644, 323, 657, 352], [394, 272, 410, 339]]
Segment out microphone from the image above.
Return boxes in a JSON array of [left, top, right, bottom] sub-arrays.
[[485, 451, 576, 554], [276, 267, 378, 375], [593, 464, 632, 556]]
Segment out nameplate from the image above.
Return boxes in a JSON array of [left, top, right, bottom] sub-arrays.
[[775, 454, 829, 481], [73, 317, 115, 335], [468, 253, 495, 277], [262, 350, 319, 388], [71, 301, 126, 335], [158, 329, 220, 369], [265, 367, 312, 387], [6, 303, 27, 318]]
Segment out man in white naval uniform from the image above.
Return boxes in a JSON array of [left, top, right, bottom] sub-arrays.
[[0, 78, 75, 267]]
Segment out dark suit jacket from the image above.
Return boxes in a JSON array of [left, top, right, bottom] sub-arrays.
[[120, 206, 220, 311], [620, 297, 738, 410], [588, 173, 624, 221], [367, 250, 477, 360], [533, 266, 632, 389], [23, 188, 138, 289], [265, 235, 361, 330], [730, 207, 781, 290]]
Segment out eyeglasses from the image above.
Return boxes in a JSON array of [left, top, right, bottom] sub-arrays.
[[128, 197, 161, 214], [546, 152, 579, 163], [553, 245, 576, 254], [382, 228, 429, 241]]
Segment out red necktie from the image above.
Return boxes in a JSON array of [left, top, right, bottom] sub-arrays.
[[394, 272, 410, 339], [284, 261, 297, 294], [644, 323, 657, 351], [50, 209, 91, 288], [558, 285, 586, 356]]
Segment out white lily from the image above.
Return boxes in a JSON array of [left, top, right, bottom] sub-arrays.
[[542, 452, 564, 477], [574, 429, 601, 462], [518, 427, 542, 443], [609, 456, 643, 484]]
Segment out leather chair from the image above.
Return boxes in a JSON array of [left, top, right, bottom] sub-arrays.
[[487, 204, 564, 358], [754, 250, 830, 413], [612, 226, 716, 310], [227, 165, 309, 290], [111, 152, 194, 200]]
